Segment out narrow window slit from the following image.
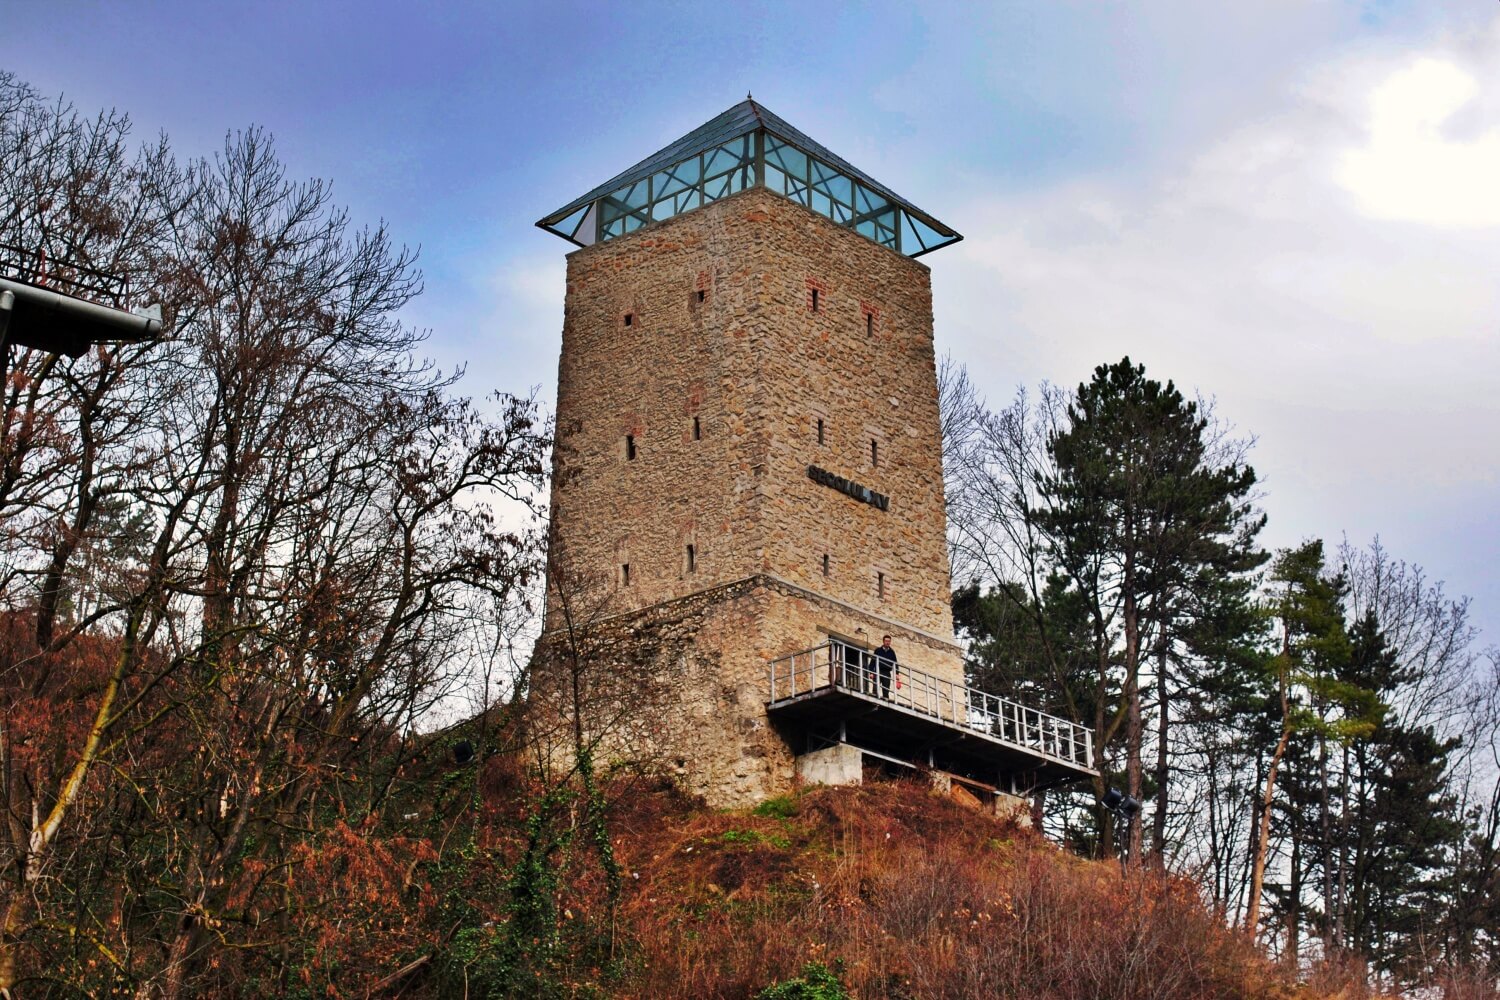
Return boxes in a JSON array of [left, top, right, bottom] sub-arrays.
[[622, 563, 631, 586], [822, 554, 830, 576], [696, 289, 706, 303], [626, 434, 637, 460], [624, 313, 634, 327], [877, 571, 885, 599], [692, 416, 701, 440], [686, 544, 696, 573], [871, 438, 879, 466], [866, 312, 874, 336], [810, 288, 819, 312], [816, 418, 825, 445]]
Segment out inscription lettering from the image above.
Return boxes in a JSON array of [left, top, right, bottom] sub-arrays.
[[807, 464, 889, 511]]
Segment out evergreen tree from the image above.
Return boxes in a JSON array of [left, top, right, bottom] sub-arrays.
[[1338, 612, 1466, 978], [1247, 542, 1379, 940], [1040, 358, 1265, 862], [954, 577, 1104, 851]]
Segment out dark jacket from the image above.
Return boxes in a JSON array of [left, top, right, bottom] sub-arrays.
[[872, 644, 898, 666]]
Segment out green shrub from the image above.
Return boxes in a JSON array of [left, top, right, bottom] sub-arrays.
[[756, 961, 849, 1000], [753, 795, 799, 820]]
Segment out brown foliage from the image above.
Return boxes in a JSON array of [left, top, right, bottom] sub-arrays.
[[606, 780, 1317, 1000], [278, 822, 442, 998]]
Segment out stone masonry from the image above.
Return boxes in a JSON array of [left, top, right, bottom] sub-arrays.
[[538, 184, 963, 806]]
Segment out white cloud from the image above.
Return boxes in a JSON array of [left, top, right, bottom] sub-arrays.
[[1338, 57, 1500, 227], [937, 15, 1500, 637]]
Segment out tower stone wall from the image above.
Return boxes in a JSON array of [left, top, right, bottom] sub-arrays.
[[539, 184, 963, 806]]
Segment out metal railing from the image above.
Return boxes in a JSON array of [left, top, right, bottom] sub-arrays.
[[0, 241, 132, 308], [767, 638, 1095, 771]]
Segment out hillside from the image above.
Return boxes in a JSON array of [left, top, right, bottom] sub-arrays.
[[373, 771, 1371, 1000]]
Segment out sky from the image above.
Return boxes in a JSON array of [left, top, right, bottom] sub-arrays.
[[6, 0, 1498, 649]]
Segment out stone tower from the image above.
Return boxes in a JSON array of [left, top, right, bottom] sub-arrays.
[[535, 101, 1093, 807]]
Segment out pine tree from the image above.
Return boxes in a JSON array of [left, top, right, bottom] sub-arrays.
[[1040, 358, 1265, 862], [1246, 542, 1379, 940], [1338, 612, 1466, 978]]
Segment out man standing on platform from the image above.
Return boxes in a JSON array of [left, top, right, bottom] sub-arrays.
[[873, 635, 898, 699]]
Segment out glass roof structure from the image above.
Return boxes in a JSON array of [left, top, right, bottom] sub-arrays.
[[537, 100, 961, 259]]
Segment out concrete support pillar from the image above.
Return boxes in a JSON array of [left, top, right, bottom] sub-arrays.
[[796, 743, 863, 788], [994, 790, 1032, 828]]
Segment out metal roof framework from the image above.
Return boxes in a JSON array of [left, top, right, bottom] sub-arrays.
[[536, 100, 962, 259]]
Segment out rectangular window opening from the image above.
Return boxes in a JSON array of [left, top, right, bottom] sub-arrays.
[[810, 288, 819, 312], [622, 563, 631, 586], [877, 571, 885, 599], [686, 544, 696, 573], [871, 438, 879, 466], [624, 313, 634, 327], [696, 289, 706, 303], [626, 434, 637, 460], [816, 418, 825, 445], [866, 312, 874, 336], [822, 554, 830, 576], [692, 416, 701, 440]]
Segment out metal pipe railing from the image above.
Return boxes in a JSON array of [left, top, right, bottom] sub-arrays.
[[768, 639, 1095, 771]]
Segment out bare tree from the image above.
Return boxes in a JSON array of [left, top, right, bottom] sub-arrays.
[[0, 79, 549, 997]]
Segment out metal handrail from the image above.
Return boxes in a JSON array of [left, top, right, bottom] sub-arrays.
[[0, 241, 131, 308], [767, 638, 1095, 771]]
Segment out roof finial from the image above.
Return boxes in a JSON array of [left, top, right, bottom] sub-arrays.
[[747, 91, 753, 101]]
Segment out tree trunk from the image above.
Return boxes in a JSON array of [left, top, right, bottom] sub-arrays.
[[1318, 730, 1332, 946], [0, 611, 143, 995], [1246, 669, 1292, 937], [1288, 819, 1302, 965], [1095, 631, 1113, 859], [1335, 743, 1350, 947], [1123, 557, 1143, 866], [1151, 617, 1170, 867]]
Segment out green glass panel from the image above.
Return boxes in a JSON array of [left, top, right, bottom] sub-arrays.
[[546, 205, 590, 241], [830, 201, 851, 224], [723, 167, 751, 198], [704, 139, 749, 178], [810, 189, 834, 219], [766, 138, 808, 181], [704, 173, 730, 202], [616, 180, 648, 209], [651, 170, 678, 200], [811, 161, 853, 207], [855, 184, 888, 215], [907, 213, 957, 252], [653, 157, 701, 199], [706, 167, 751, 202], [651, 197, 679, 222], [901, 211, 923, 252], [764, 165, 789, 196]]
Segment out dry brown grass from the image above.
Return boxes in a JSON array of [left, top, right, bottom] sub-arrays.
[[602, 778, 1319, 1000]]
